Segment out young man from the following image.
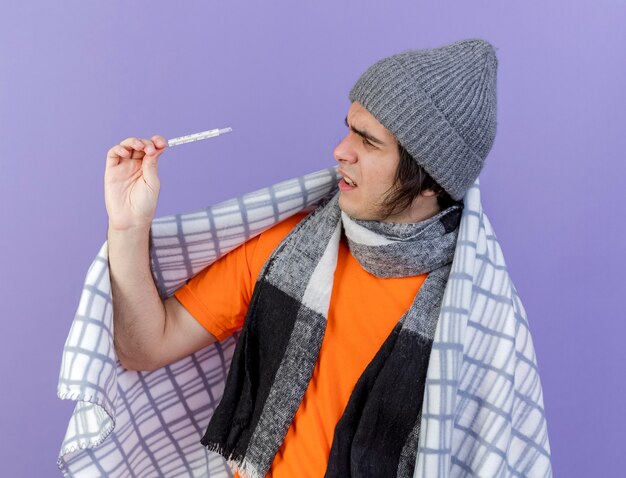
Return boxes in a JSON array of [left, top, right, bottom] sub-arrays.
[[106, 38, 502, 477]]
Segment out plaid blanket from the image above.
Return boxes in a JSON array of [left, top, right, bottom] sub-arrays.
[[57, 165, 552, 477]]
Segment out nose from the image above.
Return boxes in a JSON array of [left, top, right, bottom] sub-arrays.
[[333, 133, 357, 164]]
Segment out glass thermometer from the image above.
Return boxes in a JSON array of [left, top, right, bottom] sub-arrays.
[[167, 127, 233, 147]]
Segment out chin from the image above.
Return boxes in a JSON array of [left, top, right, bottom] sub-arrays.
[[338, 195, 357, 217], [338, 195, 378, 221]]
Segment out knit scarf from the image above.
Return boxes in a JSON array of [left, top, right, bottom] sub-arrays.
[[200, 192, 464, 478]]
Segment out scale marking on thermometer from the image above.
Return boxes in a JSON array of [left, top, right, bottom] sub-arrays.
[[167, 127, 233, 147]]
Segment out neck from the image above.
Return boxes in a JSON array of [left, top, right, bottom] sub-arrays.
[[382, 198, 441, 224]]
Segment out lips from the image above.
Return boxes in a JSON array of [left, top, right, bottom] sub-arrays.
[[339, 170, 357, 187], [338, 178, 356, 192]]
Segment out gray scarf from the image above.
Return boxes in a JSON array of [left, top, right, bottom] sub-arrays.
[[200, 191, 463, 478]]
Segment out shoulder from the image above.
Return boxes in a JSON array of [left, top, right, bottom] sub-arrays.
[[246, 212, 310, 277], [255, 212, 309, 254], [262, 212, 309, 242]]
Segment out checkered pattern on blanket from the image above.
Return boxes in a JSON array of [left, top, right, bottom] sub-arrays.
[[57, 166, 551, 477]]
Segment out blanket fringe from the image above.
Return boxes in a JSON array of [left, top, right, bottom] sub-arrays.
[[203, 441, 263, 478]]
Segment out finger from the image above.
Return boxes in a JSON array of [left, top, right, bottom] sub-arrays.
[[151, 135, 167, 150], [119, 137, 147, 159], [129, 138, 162, 156], [141, 142, 162, 189], [119, 137, 145, 150], [119, 137, 152, 150], [105, 145, 131, 168], [137, 138, 158, 156], [120, 137, 159, 159], [107, 144, 130, 158]]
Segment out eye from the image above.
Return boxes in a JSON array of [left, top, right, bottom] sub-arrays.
[[361, 137, 374, 148]]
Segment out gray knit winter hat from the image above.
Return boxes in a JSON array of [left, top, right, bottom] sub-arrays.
[[349, 38, 498, 201]]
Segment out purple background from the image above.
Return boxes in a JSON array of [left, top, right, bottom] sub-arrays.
[[1, 1, 624, 476]]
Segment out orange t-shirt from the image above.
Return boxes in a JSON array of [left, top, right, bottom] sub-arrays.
[[173, 213, 427, 477]]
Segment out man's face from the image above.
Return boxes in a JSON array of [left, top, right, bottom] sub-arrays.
[[334, 101, 403, 221]]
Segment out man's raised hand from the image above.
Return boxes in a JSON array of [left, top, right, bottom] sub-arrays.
[[104, 135, 168, 232]]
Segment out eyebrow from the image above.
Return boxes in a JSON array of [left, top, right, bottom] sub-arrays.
[[344, 116, 386, 146]]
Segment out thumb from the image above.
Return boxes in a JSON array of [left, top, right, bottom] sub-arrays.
[[141, 150, 162, 192]]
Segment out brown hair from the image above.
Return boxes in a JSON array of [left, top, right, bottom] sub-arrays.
[[379, 142, 459, 220]]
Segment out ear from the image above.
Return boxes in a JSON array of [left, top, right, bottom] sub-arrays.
[[420, 188, 437, 197]]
